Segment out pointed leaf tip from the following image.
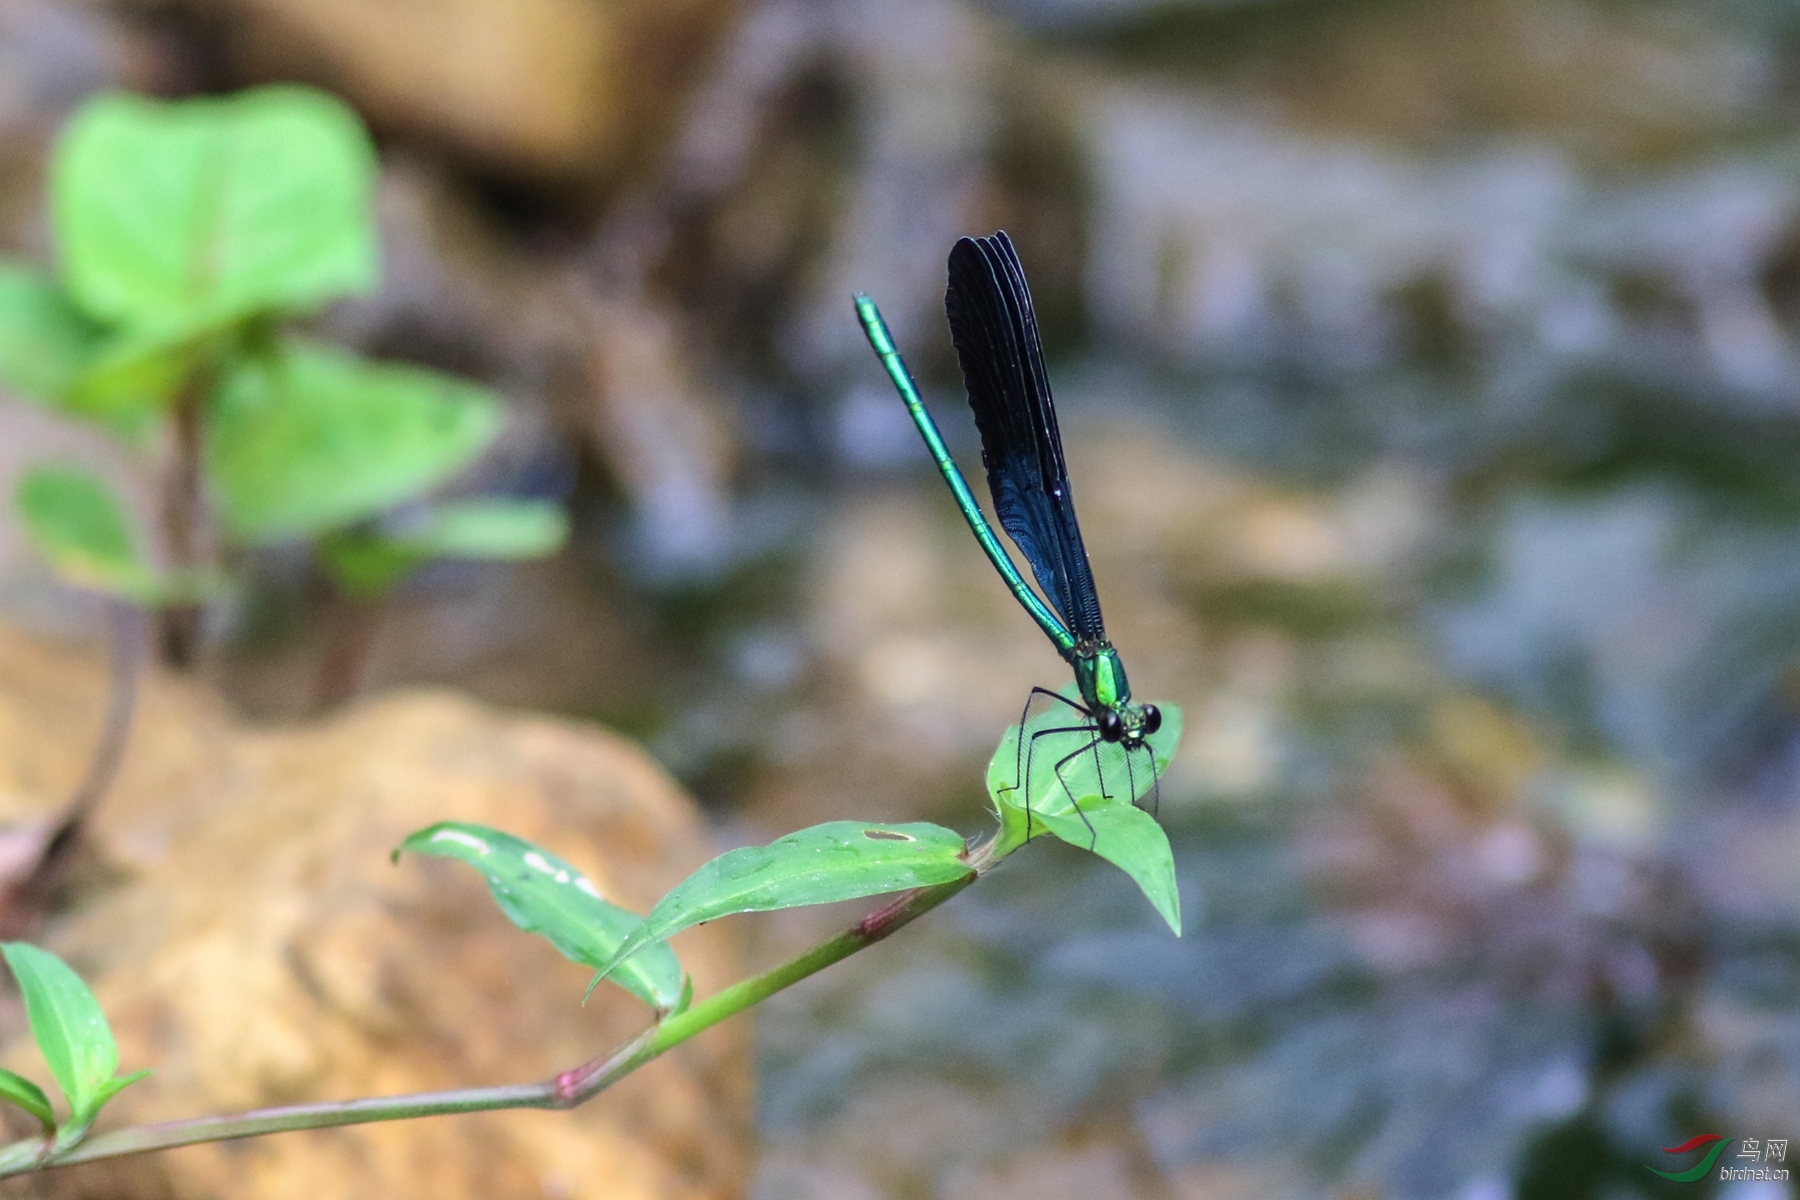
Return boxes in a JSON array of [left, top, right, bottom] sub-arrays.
[[396, 822, 682, 1009]]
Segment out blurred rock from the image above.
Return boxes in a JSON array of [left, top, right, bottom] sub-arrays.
[[781, 0, 1000, 375], [1081, 19, 1800, 404], [0, 0, 155, 246], [325, 159, 743, 582], [202, 0, 741, 177], [2, 0, 160, 173], [0, 0, 142, 123], [585, 293, 737, 579], [1075, 0, 1770, 160], [326, 161, 573, 383], [0, 621, 226, 831], [0, 623, 750, 1200]]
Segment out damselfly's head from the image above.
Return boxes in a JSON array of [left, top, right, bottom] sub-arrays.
[[1096, 701, 1162, 748]]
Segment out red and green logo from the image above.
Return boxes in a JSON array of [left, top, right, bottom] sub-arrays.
[[1645, 1135, 1732, 1182]]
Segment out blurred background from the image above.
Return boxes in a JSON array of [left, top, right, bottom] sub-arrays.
[[3, 0, 1800, 1195]]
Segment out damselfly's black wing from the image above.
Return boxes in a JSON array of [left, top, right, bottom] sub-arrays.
[[945, 231, 1105, 643]]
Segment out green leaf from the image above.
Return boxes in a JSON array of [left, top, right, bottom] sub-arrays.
[[0, 264, 101, 405], [2, 942, 145, 1127], [0, 1067, 54, 1132], [0, 265, 185, 431], [394, 498, 569, 560], [594, 821, 973, 985], [395, 822, 682, 1010], [206, 342, 503, 543], [14, 464, 155, 600], [81, 1069, 150, 1131], [52, 86, 377, 342], [986, 699, 1183, 933], [62, 331, 190, 429], [318, 498, 568, 598], [1041, 798, 1181, 934], [313, 531, 415, 600]]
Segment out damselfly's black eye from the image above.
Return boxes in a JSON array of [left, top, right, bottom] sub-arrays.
[[1097, 708, 1125, 742], [1141, 704, 1162, 735]]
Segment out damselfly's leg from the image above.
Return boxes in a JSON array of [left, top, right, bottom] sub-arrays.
[[1091, 739, 1114, 802], [1113, 743, 1158, 814], [1050, 737, 1105, 850], [1137, 745, 1161, 818], [1006, 687, 1092, 797], [1006, 687, 1093, 840], [1020, 723, 1101, 842]]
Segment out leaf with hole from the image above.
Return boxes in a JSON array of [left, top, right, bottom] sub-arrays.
[[593, 821, 973, 986], [395, 822, 682, 1010], [14, 464, 156, 601], [986, 699, 1182, 934], [52, 86, 376, 342], [2, 942, 148, 1130], [206, 341, 502, 543], [319, 498, 568, 598]]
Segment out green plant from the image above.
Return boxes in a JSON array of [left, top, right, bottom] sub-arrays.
[[0, 86, 567, 677], [0, 712, 1181, 1174]]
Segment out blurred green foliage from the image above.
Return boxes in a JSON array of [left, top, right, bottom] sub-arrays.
[[0, 86, 565, 613], [13, 464, 153, 601]]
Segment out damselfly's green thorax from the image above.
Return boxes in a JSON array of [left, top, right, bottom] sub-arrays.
[[1072, 642, 1161, 748]]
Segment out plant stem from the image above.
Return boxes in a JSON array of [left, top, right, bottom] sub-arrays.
[[0, 602, 146, 934], [159, 373, 209, 669], [653, 868, 979, 1052], [39, 1030, 661, 1169], [313, 590, 385, 712], [64, 601, 146, 831], [0, 844, 1004, 1177]]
